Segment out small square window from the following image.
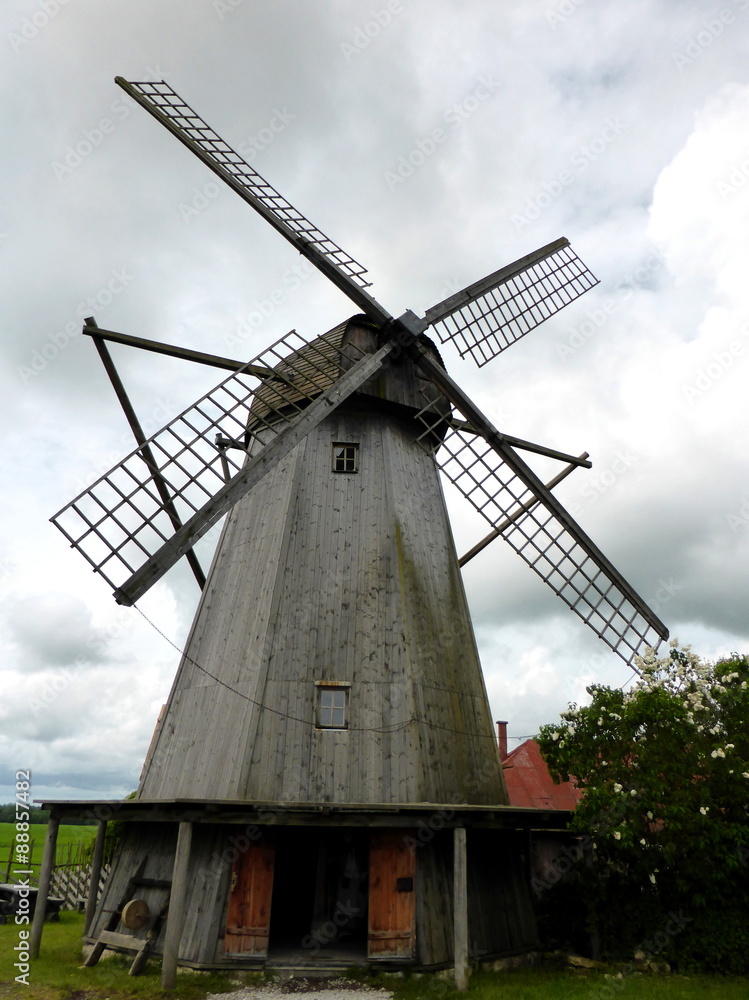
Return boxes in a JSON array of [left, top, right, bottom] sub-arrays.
[[332, 443, 359, 473], [315, 684, 350, 729]]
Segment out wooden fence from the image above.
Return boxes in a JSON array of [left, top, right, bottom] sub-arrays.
[[3, 838, 113, 910], [50, 862, 112, 910]]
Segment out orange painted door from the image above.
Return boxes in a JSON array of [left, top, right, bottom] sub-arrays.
[[224, 839, 276, 956], [368, 830, 416, 959]]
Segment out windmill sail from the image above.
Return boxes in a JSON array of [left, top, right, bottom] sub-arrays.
[[51, 325, 394, 603], [116, 80, 601, 362], [412, 348, 668, 662], [116, 78, 390, 324], [429, 424, 665, 660], [423, 238, 598, 367]]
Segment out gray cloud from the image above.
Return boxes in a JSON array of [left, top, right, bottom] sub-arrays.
[[2, 0, 748, 799]]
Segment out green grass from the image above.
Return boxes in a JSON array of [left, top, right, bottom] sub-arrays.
[[0, 913, 746, 1000], [385, 967, 749, 999], [0, 911, 236, 1000], [0, 823, 96, 872]]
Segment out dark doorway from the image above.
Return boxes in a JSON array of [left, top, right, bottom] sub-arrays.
[[268, 828, 368, 959]]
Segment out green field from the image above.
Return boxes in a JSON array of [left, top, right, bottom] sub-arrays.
[[0, 822, 97, 875], [0, 913, 747, 1000]]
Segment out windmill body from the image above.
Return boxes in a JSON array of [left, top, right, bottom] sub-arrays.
[[37, 78, 670, 982], [138, 320, 506, 808], [81, 321, 532, 971]]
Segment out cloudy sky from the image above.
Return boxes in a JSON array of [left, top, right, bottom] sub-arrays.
[[1, 0, 748, 804]]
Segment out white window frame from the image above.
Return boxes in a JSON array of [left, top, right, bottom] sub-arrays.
[[314, 681, 351, 730]]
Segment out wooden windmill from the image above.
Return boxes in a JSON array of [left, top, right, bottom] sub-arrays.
[[41, 79, 668, 984]]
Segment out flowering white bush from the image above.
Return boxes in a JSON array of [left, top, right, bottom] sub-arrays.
[[537, 646, 749, 971]]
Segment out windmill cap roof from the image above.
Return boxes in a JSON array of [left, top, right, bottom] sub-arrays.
[[248, 315, 449, 430]]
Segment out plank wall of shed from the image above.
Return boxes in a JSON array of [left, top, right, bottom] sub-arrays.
[[138, 404, 507, 807], [88, 822, 538, 969], [414, 830, 454, 967], [467, 829, 539, 957], [88, 822, 233, 966]]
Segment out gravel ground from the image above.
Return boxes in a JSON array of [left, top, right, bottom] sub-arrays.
[[207, 980, 394, 999]]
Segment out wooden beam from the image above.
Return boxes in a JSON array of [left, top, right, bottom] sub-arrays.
[[29, 816, 60, 958], [114, 340, 397, 605], [115, 77, 392, 328], [449, 417, 592, 469], [87, 317, 207, 592], [412, 342, 670, 641], [82, 323, 286, 380], [161, 822, 192, 989], [84, 819, 107, 936], [458, 455, 587, 567], [454, 827, 469, 992], [423, 237, 571, 329]]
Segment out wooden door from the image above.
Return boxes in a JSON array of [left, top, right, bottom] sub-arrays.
[[223, 838, 276, 957], [368, 830, 416, 960]]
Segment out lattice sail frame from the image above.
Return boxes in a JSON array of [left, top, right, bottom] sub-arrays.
[[51, 325, 361, 594], [413, 394, 666, 663], [121, 79, 601, 368], [55, 77, 662, 662], [424, 239, 599, 368], [120, 80, 371, 290]]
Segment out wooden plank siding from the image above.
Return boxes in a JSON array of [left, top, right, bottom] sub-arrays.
[[137, 402, 507, 808], [70, 322, 550, 973], [414, 830, 454, 967], [88, 823, 236, 966], [85, 820, 540, 969], [466, 830, 539, 958]]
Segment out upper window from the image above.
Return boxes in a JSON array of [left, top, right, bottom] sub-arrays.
[[332, 443, 359, 474], [315, 683, 350, 729]]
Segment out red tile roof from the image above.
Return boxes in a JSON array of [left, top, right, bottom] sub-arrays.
[[502, 739, 583, 811]]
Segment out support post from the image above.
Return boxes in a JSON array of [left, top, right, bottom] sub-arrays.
[[84, 819, 108, 935], [583, 837, 601, 960], [5, 840, 14, 882], [161, 822, 192, 989], [453, 827, 469, 992], [29, 815, 60, 958]]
